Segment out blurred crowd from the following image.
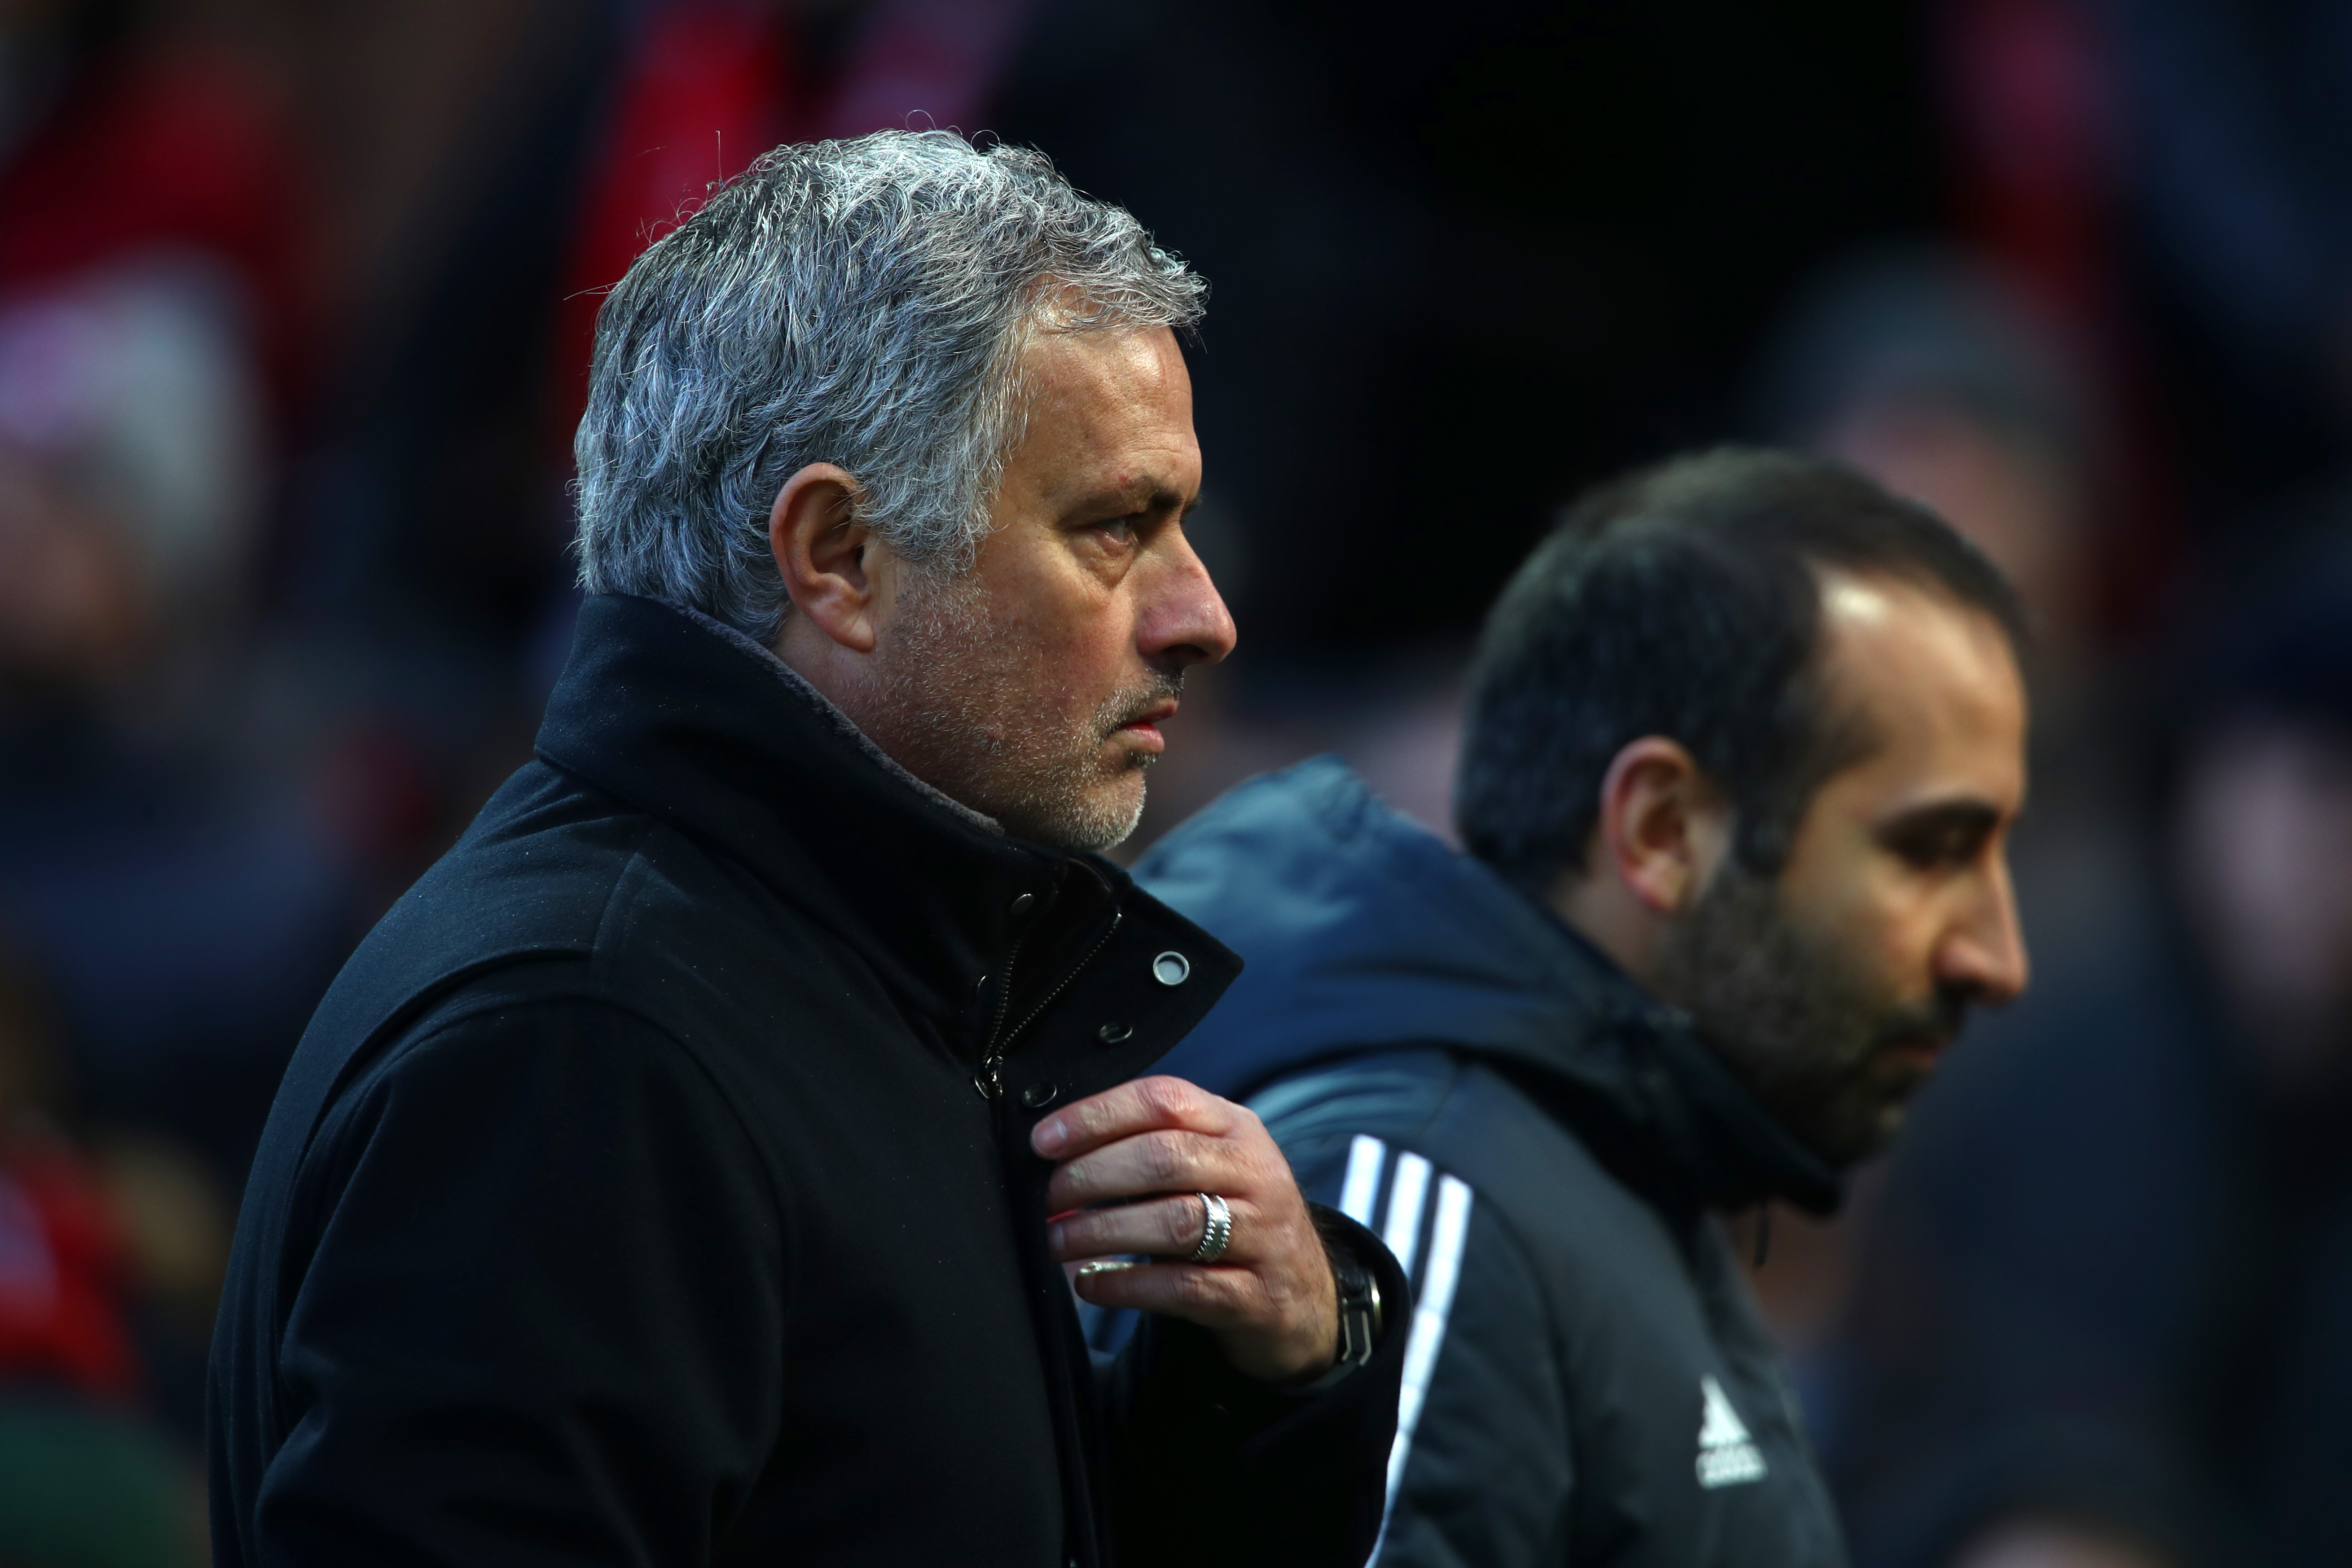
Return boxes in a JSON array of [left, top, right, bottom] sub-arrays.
[[2, 0, 2350, 1563]]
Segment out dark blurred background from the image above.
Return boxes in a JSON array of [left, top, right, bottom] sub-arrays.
[[4, 1, 2351, 1563]]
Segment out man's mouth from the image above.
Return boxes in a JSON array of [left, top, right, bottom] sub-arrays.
[[1877, 1033, 1952, 1076], [1114, 698, 1178, 752], [1871, 988, 1970, 1080]]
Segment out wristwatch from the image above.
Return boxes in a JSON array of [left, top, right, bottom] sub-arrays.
[[1301, 1234, 1385, 1391]]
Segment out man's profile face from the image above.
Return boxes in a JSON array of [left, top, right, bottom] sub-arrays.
[[1654, 574, 2030, 1166], [868, 325, 1234, 849]]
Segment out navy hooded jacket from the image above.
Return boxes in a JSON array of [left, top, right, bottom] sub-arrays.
[[1122, 757, 1851, 1568]]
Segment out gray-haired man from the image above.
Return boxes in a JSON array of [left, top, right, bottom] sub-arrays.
[[208, 132, 1407, 1568]]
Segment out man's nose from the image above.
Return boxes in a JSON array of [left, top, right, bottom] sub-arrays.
[[1936, 862, 2030, 1005], [1143, 525, 1237, 668]]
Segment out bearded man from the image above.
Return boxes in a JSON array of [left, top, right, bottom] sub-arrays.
[[1118, 448, 2031, 1567], [207, 132, 1407, 1568]]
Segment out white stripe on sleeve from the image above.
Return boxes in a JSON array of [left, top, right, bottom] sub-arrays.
[[1339, 1134, 1388, 1227], [1382, 1152, 1432, 1278], [1372, 1171, 1475, 1564]]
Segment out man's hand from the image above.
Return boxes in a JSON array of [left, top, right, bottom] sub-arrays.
[[1033, 1075, 1339, 1384]]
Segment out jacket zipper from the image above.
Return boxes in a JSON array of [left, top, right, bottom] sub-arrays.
[[975, 926, 1029, 1101], [974, 908, 1124, 1101]]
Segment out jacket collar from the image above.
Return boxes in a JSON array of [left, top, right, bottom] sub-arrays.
[[1521, 910, 1844, 1217], [534, 593, 1081, 1031]]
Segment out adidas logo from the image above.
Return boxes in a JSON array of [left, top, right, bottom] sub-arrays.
[[1694, 1375, 1767, 1489]]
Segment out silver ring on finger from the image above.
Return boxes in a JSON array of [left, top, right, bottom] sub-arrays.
[[1190, 1192, 1233, 1265]]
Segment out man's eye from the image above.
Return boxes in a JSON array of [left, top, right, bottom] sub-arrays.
[[1891, 825, 1981, 869], [1093, 517, 1139, 546]]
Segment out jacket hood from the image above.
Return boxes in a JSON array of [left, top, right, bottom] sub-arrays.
[[1136, 758, 1841, 1215]]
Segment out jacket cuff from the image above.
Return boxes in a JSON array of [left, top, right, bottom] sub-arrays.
[[1107, 1205, 1409, 1568]]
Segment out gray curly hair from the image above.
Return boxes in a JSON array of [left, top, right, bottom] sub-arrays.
[[572, 130, 1206, 642]]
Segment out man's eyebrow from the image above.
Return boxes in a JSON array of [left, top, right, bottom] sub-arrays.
[[1072, 478, 1193, 517], [1876, 798, 2004, 840]]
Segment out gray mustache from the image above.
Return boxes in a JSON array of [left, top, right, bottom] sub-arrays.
[[1106, 669, 1186, 730]]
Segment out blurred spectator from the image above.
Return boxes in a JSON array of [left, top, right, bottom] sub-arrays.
[[0, 0, 303, 386], [0, 0, 360, 1188], [1827, 524, 2352, 1568], [0, 0, 295, 672], [0, 258, 264, 685]]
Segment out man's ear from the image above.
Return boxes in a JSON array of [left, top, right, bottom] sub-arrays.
[[769, 462, 877, 654], [1594, 737, 1734, 914]]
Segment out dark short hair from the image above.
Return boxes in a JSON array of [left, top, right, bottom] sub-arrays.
[[1456, 447, 2026, 892]]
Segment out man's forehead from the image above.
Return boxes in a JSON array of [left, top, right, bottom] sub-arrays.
[[1013, 326, 1200, 509], [1022, 324, 1189, 414], [1814, 570, 2016, 674], [1812, 568, 2028, 797]]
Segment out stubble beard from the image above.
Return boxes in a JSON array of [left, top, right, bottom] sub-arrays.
[[867, 567, 1178, 853], [1649, 862, 1970, 1168]]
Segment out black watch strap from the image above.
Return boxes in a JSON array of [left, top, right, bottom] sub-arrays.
[[1301, 1222, 1385, 1392]]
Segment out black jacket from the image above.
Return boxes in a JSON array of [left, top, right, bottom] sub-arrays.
[[207, 597, 1407, 1568], [1122, 759, 1851, 1567]]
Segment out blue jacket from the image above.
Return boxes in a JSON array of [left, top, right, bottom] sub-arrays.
[[1128, 757, 1851, 1568]]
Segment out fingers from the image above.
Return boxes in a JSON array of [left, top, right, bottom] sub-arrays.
[[1071, 1258, 1262, 1324], [1049, 1191, 1242, 1265], [1029, 1076, 1235, 1162], [1035, 1075, 1342, 1382], [1071, 1252, 1340, 1383], [1042, 1125, 1257, 1214]]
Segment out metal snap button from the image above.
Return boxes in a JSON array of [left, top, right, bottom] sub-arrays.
[[1096, 1022, 1133, 1045], [1152, 951, 1190, 986], [1020, 1081, 1058, 1110]]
